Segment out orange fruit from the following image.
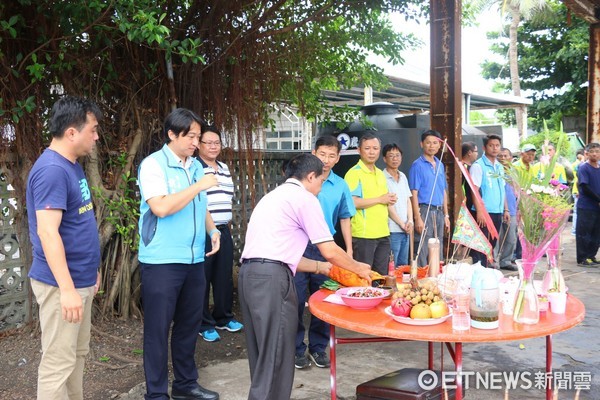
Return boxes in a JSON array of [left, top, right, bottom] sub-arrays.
[[410, 303, 432, 319]]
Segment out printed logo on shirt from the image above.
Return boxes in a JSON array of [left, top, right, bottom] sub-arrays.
[[168, 176, 181, 193], [80, 178, 91, 201]]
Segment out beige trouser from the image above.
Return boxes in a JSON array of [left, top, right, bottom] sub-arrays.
[[31, 279, 94, 400]]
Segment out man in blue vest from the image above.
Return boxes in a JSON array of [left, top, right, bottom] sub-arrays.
[[469, 134, 509, 268], [137, 108, 221, 400]]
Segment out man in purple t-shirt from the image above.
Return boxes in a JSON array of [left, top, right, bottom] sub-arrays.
[[27, 96, 102, 400], [239, 154, 371, 400]]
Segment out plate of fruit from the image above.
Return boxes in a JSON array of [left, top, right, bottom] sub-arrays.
[[385, 279, 451, 325]]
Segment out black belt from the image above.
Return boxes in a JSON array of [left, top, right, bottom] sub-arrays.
[[419, 204, 443, 210], [242, 258, 288, 268], [215, 224, 229, 231]]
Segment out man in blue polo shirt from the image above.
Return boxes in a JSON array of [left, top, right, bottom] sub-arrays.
[[409, 130, 449, 267], [495, 148, 518, 271], [294, 135, 356, 370], [469, 134, 509, 268]]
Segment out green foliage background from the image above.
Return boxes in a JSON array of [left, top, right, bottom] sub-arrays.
[[480, 1, 588, 131]]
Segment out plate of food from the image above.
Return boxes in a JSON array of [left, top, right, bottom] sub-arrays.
[[336, 287, 390, 310], [384, 306, 452, 326]]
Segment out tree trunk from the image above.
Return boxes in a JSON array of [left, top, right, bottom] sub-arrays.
[[509, 5, 527, 140]]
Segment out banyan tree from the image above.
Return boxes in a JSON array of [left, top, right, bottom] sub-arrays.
[[0, 0, 423, 319]]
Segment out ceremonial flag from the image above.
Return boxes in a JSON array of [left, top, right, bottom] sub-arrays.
[[451, 203, 494, 262], [442, 140, 498, 240]]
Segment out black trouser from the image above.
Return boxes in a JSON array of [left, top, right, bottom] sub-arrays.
[[141, 262, 206, 400], [575, 207, 600, 263], [469, 211, 502, 268], [239, 259, 297, 400], [201, 225, 234, 331], [352, 236, 390, 275]]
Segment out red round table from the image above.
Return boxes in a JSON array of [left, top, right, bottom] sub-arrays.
[[309, 289, 585, 400]]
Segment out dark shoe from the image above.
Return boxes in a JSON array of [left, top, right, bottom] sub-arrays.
[[171, 385, 219, 400], [294, 353, 311, 369], [500, 264, 518, 271], [308, 351, 330, 368], [578, 259, 599, 267]]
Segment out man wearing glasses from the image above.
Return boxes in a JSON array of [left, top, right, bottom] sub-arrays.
[[197, 124, 243, 343]]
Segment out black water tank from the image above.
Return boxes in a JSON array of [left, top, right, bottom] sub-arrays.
[[317, 102, 489, 177], [318, 102, 430, 177]]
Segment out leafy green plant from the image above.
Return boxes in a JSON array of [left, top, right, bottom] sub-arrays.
[[93, 152, 140, 251]]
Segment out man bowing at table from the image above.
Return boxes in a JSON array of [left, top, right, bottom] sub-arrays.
[[239, 153, 371, 400]]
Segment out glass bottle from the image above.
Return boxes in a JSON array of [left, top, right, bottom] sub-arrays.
[[409, 259, 419, 290], [513, 259, 540, 324], [541, 246, 566, 294]]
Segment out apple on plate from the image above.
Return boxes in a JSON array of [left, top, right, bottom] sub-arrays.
[[391, 298, 412, 317], [429, 300, 449, 319]]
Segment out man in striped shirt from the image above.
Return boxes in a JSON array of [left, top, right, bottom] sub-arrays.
[[197, 124, 243, 342]]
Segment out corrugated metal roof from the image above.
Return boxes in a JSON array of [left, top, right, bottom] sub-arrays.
[[320, 75, 532, 114]]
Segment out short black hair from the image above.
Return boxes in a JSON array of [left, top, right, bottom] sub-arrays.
[[482, 134, 502, 147], [285, 153, 323, 181], [462, 141, 476, 155], [358, 132, 381, 147], [500, 147, 512, 156], [49, 96, 102, 138], [421, 129, 442, 142], [201, 123, 221, 139], [585, 142, 600, 151], [576, 149, 585, 156], [382, 143, 402, 157], [163, 108, 204, 143], [315, 135, 341, 153]]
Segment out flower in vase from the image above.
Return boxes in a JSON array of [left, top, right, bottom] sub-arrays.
[[508, 134, 571, 278]]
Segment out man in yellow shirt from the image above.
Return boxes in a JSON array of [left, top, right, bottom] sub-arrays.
[[344, 133, 397, 275], [513, 143, 536, 177]]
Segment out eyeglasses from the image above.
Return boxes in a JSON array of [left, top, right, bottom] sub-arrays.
[[386, 153, 401, 159], [200, 140, 221, 147]]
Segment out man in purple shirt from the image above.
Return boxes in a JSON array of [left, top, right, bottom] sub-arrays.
[[239, 153, 371, 400]]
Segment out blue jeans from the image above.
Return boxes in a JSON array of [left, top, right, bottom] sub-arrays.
[[390, 232, 409, 266]]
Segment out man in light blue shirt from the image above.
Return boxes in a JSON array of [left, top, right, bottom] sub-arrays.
[[294, 135, 356, 370]]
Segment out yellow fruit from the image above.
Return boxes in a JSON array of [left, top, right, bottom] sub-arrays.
[[410, 303, 432, 319], [430, 300, 449, 318]]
